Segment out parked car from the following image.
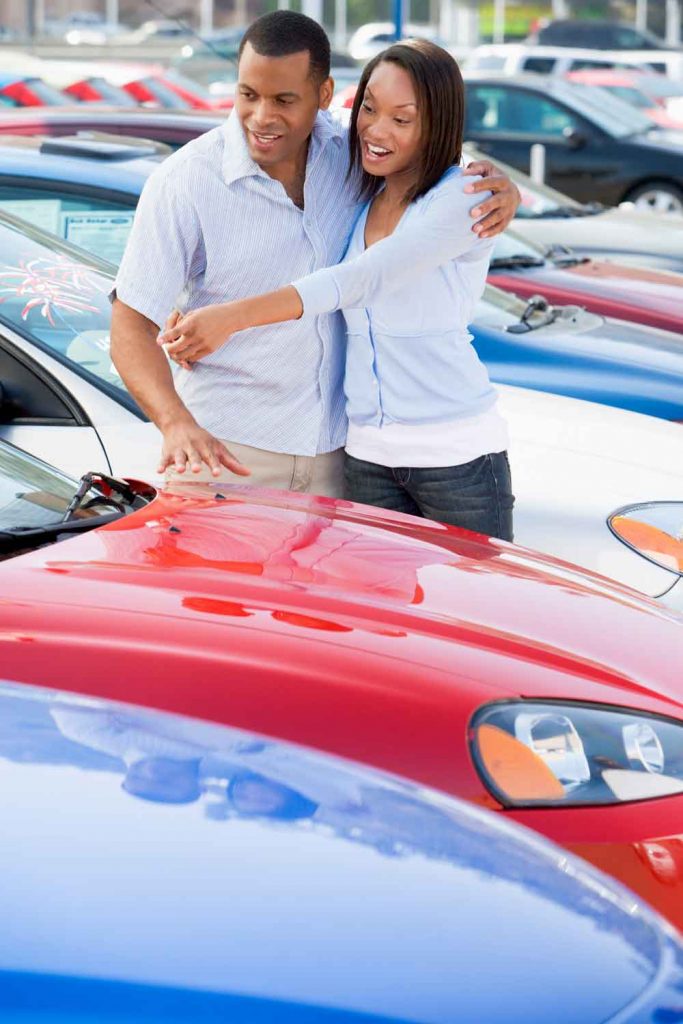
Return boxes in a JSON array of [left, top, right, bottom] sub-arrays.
[[62, 77, 140, 107], [348, 21, 443, 61], [156, 70, 233, 111], [466, 42, 683, 80], [488, 228, 683, 334], [122, 72, 233, 111], [466, 42, 657, 77], [122, 75, 193, 110], [0, 74, 67, 109], [4, 678, 683, 1022], [473, 283, 683, 419], [463, 142, 683, 271], [0, 107, 227, 149], [464, 73, 683, 213], [530, 18, 675, 50], [2, 206, 683, 604], [1, 440, 683, 929], [566, 68, 683, 131]]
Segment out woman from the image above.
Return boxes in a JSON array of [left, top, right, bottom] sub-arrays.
[[159, 40, 514, 541]]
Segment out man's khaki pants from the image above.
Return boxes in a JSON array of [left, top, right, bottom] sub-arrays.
[[165, 440, 346, 499]]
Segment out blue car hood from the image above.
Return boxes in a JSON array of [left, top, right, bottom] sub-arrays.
[[0, 681, 682, 1023]]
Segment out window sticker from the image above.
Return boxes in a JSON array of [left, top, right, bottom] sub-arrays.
[[62, 212, 135, 266], [0, 199, 62, 235]]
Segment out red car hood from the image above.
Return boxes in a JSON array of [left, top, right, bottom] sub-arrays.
[[2, 484, 682, 720], [490, 259, 683, 333]]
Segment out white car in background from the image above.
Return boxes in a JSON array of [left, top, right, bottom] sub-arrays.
[[462, 142, 683, 271], [0, 210, 681, 610], [347, 22, 443, 61], [465, 43, 683, 81]]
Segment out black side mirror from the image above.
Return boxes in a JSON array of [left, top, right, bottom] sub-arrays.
[[563, 126, 587, 149]]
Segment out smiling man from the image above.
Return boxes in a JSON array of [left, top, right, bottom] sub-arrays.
[[111, 11, 519, 493]]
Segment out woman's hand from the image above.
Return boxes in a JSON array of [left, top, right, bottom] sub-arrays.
[[463, 161, 521, 238], [157, 303, 242, 365]]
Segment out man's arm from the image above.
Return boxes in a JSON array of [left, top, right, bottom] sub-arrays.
[[111, 298, 249, 478], [463, 160, 521, 238]]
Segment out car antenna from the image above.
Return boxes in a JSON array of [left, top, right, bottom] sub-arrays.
[[142, 0, 234, 63]]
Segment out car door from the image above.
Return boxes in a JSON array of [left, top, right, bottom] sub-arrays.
[[0, 182, 136, 265], [464, 84, 619, 204]]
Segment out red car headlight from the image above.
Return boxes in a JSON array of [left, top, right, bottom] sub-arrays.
[[470, 701, 683, 807]]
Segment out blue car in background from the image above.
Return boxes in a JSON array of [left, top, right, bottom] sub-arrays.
[[2, 678, 683, 1023], [0, 134, 162, 265], [475, 285, 683, 421], [0, 132, 682, 420]]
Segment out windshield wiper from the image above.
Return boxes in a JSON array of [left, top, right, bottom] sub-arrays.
[[0, 509, 125, 554], [490, 254, 546, 269], [529, 202, 604, 220], [507, 294, 559, 333], [62, 472, 136, 523], [545, 244, 591, 268]]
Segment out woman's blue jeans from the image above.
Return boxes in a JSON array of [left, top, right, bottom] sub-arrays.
[[344, 451, 515, 542]]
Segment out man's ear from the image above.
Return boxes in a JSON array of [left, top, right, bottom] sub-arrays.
[[318, 75, 334, 110]]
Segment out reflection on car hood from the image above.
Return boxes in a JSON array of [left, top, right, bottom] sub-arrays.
[[2, 484, 682, 713], [2, 679, 680, 1023]]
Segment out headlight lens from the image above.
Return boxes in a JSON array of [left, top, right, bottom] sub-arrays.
[[470, 702, 683, 807]]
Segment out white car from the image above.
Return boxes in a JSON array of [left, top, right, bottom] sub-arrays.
[[347, 22, 442, 61], [0, 210, 681, 609], [462, 142, 683, 271], [465, 43, 683, 81]]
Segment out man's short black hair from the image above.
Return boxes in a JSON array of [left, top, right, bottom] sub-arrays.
[[238, 11, 331, 83]]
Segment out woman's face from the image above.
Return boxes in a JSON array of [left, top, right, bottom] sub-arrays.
[[357, 61, 423, 183]]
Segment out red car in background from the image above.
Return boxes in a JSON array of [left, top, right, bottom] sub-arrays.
[[123, 73, 233, 111], [489, 229, 683, 335], [566, 69, 683, 132], [0, 74, 68, 108], [2, 442, 683, 931], [62, 77, 140, 107]]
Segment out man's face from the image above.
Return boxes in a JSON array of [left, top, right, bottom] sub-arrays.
[[235, 42, 333, 168]]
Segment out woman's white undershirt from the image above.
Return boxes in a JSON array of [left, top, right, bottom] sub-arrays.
[[345, 405, 510, 469]]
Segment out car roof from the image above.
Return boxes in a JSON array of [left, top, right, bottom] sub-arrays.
[[0, 133, 165, 193], [0, 677, 673, 1022]]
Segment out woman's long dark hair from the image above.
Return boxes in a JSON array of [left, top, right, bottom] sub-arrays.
[[348, 38, 465, 204]]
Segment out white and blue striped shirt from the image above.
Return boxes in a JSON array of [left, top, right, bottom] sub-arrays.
[[115, 109, 361, 455]]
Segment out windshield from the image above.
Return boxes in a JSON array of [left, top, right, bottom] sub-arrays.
[[607, 84, 655, 109], [24, 79, 69, 106], [492, 231, 545, 261], [563, 82, 654, 137], [0, 214, 138, 412], [0, 443, 101, 533]]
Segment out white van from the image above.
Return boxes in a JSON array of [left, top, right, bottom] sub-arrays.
[[465, 44, 683, 81]]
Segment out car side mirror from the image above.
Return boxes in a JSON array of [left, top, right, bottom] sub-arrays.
[[563, 127, 587, 149]]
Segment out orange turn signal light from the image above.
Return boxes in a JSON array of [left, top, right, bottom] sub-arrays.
[[476, 724, 566, 802], [611, 516, 683, 574]]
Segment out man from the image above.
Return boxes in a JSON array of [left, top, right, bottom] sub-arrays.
[[111, 11, 519, 496]]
